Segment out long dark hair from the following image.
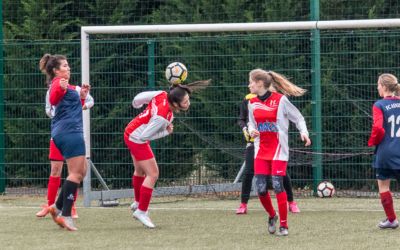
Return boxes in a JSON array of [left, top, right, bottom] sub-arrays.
[[39, 53, 66, 87], [167, 79, 211, 106]]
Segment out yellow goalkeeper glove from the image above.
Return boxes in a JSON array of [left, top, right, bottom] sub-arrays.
[[245, 93, 257, 100], [243, 127, 254, 143]]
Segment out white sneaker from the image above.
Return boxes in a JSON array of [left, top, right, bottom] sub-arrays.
[[278, 227, 289, 236], [378, 218, 399, 229], [56, 216, 78, 231], [130, 201, 138, 212], [130, 202, 150, 217], [133, 209, 155, 228]]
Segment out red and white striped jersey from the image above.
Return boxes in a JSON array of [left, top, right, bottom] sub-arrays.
[[125, 91, 173, 144], [248, 92, 308, 161]]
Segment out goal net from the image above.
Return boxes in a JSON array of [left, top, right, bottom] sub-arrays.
[[81, 19, 400, 206]]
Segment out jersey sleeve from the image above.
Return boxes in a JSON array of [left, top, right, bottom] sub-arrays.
[[138, 115, 170, 141], [247, 101, 257, 134], [281, 96, 309, 136], [49, 78, 67, 105], [45, 89, 54, 118], [368, 104, 385, 146], [74, 86, 94, 109], [84, 93, 94, 109], [132, 91, 163, 109], [237, 99, 248, 130]]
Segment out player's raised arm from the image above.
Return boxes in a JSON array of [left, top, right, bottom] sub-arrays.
[[124, 69, 210, 229], [39, 53, 85, 231], [132, 91, 163, 109]]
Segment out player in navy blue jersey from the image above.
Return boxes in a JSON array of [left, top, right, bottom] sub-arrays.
[[40, 54, 90, 231], [368, 73, 400, 229]]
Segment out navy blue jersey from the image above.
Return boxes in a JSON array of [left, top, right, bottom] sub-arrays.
[[370, 97, 400, 169], [50, 77, 83, 138]]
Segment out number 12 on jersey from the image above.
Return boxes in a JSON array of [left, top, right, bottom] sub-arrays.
[[388, 115, 400, 138]]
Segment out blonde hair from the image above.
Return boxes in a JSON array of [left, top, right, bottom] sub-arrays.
[[249, 69, 306, 96], [378, 73, 400, 96]]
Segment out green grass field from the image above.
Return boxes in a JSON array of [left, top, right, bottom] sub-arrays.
[[1, 196, 400, 250]]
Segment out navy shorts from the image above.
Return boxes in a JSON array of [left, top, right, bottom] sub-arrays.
[[375, 168, 400, 181], [53, 132, 85, 159]]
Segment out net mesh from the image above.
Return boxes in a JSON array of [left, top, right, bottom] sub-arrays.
[[2, 0, 400, 196]]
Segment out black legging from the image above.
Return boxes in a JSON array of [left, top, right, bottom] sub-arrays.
[[240, 144, 295, 204]]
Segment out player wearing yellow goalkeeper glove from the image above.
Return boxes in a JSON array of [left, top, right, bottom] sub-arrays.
[[236, 93, 256, 215], [239, 93, 256, 143]]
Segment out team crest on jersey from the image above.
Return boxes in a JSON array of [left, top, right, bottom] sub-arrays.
[[269, 99, 278, 107]]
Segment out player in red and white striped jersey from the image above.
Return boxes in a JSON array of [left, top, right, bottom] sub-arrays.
[[247, 69, 311, 236], [125, 80, 210, 228]]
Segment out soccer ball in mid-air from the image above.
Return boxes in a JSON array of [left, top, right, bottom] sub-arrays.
[[317, 181, 335, 198], [165, 62, 188, 85]]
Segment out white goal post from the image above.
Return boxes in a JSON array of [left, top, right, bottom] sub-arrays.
[[81, 19, 400, 207]]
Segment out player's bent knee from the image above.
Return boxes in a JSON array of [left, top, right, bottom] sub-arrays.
[[147, 174, 159, 183], [255, 175, 267, 196], [272, 175, 285, 194], [50, 168, 62, 177], [68, 169, 85, 182]]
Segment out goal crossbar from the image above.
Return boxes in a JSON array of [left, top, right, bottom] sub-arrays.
[[82, 19, 400, 34]]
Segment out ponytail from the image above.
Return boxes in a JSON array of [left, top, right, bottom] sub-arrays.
[[249, 69, 306, 97], [268, 71, 306, 97], [39, 54, 52, 86], [185, 79, 211, 92], [39, 54, 51, 74], [168, 79, 211, 109], [395, 84, 400, 97]]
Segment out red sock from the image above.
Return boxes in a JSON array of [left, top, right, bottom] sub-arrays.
[[133, 175, 145, 202], [138, 185, 153, 212], [276, 192, 288, 228], [47, 176, 61, 206], [380, 191, 397, 222], [258, 192, 276, 218]]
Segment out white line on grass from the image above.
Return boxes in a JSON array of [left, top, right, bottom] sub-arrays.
[[0, 206, 384, 212]]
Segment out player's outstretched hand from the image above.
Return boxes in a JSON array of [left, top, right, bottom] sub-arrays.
[[80, 83, 91, 99], [301, 133, 311, 146], [81, 83, 91, 90], [167, 123, 174, 134], [60, 78, 68, 90]]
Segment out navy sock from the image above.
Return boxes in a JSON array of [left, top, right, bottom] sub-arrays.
[[61, 180, 79, 217], [55, 187, 64, 210]]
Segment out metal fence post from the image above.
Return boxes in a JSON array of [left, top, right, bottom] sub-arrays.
[[311, 0, 323, 194], [0, 1, 5, 194]]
